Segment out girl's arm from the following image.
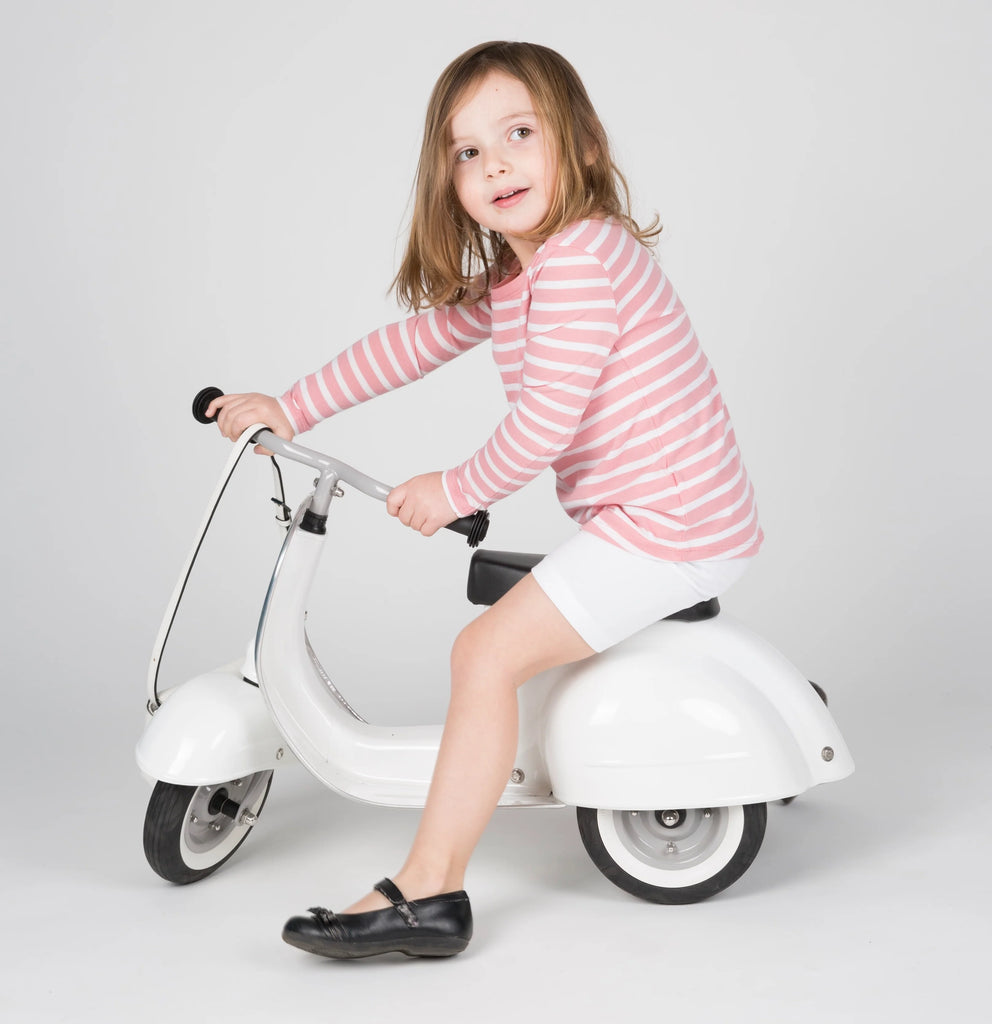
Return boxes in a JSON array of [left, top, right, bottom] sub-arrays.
[[278, 300, 493, 435], [442, 252, 619, 516]]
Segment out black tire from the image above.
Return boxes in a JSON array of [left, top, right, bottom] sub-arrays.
[[143, 771, 273, 884], [577, 803, 767, 904]]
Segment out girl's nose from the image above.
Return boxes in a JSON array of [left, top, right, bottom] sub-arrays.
[[485, 152, 510, 179]]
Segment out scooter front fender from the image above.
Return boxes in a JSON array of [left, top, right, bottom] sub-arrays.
[[541, 614, 854, 809], [136, 663, 290, 786]]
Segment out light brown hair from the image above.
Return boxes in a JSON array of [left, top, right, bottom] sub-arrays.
[[393, 41, 661, 310]]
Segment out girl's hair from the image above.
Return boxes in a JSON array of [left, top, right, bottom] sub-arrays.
[[393, 41, 660, 310]]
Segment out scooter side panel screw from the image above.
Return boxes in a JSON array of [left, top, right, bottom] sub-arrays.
[[821, 746, 835, 762], [276, 748, 284, 760], [510, 769, 525, 784]]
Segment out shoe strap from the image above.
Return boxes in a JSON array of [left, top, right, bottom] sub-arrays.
[[374, 878, 419, 928]]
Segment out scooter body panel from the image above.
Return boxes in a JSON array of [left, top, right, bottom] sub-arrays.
[[136, 663, 289, 785], [540, 614, 854, 809]]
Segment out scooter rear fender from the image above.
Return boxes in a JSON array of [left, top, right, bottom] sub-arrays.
[[136, 662, 290, 786], [541, 614, 854, 809]]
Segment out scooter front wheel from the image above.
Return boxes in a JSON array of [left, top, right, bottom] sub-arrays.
[[143, 771, 274, 884], [577, 803, 767, 904]]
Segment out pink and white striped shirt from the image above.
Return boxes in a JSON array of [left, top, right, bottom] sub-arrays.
[[279, 219, 762, 561]]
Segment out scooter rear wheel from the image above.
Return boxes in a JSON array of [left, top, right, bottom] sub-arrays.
[[143, 771, 273, 884], [577, 803, 767, 904]]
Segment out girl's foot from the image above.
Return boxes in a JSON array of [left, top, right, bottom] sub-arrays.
[[342, 889, 391, 914], [282, 878, 473, 960]]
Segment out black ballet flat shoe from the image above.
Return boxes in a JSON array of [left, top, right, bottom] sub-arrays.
[[281, 878, 473, 960]]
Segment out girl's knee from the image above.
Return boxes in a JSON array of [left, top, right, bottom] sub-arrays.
[[450, 619, 488, 682], [449, 617, 523, 694]]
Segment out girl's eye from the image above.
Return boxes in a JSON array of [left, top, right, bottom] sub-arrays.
[[456, 148, 478, 164], [510, 127, 533, 141]]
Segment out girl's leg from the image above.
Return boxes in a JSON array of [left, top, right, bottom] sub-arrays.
[[343, 573, 594, 913]]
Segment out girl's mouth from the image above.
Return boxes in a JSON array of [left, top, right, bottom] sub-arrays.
[[493, 188, 528, 208]]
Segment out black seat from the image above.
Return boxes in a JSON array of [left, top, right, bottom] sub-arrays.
[[466, 549, 721, 622]]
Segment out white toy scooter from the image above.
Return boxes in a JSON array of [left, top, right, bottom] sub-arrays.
[[136, 388, 854, 904]]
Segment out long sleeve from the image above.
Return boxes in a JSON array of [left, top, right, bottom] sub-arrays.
[[442, 252, 619, 516], [278, 299, 493, 434]]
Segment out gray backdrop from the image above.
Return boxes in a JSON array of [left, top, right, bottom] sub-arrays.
[[3, 2, 989, 1021]]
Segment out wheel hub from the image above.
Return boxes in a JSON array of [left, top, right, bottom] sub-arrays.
[[182, 774, 269, 859], [186, 788, 239, 852], [615, 807, 730, 873]]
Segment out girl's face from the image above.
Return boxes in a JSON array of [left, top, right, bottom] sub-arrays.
[[448, 71, 557, 271]]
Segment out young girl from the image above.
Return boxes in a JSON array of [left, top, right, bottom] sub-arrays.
[[209, 40, 762, 960]]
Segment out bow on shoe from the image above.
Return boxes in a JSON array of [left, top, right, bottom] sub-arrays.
[[307, 906, 345, 939]]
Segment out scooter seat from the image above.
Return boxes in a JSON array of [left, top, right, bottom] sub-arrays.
[[466, 549, 720, 622]]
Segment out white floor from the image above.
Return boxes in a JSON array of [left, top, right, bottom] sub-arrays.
[[6, 681, 989, 1024]]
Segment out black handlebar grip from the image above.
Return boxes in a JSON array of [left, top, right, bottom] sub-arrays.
[[445, 509, 490, 548], [192, 386, 225, 423]]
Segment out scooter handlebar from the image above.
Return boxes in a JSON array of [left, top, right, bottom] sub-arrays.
[[191, 387, 489, 547]]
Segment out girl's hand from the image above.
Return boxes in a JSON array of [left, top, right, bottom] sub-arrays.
[[386, 472, 457, 537], [205, 392, 295, 455]]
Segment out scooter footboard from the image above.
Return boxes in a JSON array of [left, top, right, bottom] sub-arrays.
[[541, 615, 854, 809], [136, 663, 290, 785]]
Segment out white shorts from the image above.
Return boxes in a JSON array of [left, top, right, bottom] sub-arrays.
[[530, 530, 752, 652]]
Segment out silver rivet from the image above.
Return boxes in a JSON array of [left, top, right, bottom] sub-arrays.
[[190, 815, 199, 824], [666, 842, 677, 854], [276, 748, 285, 760], [703, 809, 712, 819], [240, 812, 258, 827], [234, 779, 243, 787], [510, 769, 525, 784], [821, 746, 835, 762]]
